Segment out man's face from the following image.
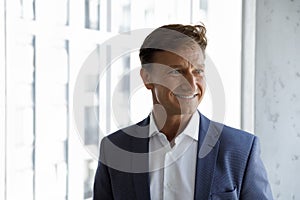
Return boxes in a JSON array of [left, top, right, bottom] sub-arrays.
[[141, 46, 206, 115]]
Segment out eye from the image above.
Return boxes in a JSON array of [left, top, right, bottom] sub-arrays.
[[168, 69, 181, 75], [194, 69, 204, 76]]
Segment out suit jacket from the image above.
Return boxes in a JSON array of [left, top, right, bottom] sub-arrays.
[[93, 112, 273, 200]]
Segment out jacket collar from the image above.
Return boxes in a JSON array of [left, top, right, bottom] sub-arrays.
[[131, 112, 222, 200], [131, 117, 151, 200], [194, 112, 222, 200]]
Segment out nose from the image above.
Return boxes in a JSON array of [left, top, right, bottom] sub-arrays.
[[180, 72, 197, 92]]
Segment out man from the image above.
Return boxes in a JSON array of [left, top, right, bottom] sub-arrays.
[[93, 24, 273, 199]]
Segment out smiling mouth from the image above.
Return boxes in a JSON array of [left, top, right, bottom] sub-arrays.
[[173, 93, 198, 99]]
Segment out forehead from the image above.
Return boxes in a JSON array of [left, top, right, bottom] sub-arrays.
[[152, 46, 205, 67]]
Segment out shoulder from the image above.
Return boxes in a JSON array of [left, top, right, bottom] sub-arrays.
[[101, 117, 150, 151], [212, 122, 260, 164], [200, 113, 257, 153], [220, 124, 256, 146], [108, 117, 149, 139], [203, 117, 260, 167]]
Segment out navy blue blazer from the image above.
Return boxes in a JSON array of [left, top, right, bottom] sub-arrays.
[[93, 113, 273, 200]]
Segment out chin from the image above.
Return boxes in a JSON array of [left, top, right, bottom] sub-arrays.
[[173, 107, 198, 115], [181, 109, 197, 115], [181, 103, 199, 113]]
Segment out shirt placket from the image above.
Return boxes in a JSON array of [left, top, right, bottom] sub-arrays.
[[163, 149, 177, 200]]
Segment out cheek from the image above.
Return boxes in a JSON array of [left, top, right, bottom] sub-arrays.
[[153, 85, 173, 102], [197, 78, 206, 89], [164, 78, 185, 91], [154, 77, 180, 92]]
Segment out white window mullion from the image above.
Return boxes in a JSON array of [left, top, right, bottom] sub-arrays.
[[0, 0, 6, 199]]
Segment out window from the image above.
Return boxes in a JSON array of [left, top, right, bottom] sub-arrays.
[[1, 0, 242, 199]]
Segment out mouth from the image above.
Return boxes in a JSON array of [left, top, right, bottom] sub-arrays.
[[173, 93, 198, 99]]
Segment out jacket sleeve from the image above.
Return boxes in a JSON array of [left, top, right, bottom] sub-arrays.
[[93, 138, 114, 200], [241, 137, 274, 200]]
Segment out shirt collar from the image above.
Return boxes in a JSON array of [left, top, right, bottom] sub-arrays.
[[149, 111, 199, 141], [149, 113, 160, 137]]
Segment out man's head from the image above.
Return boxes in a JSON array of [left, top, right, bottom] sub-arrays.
[[139, 24, 207, 67], [139, 24, 207, 116]]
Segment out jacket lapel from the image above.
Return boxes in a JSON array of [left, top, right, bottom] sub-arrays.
[[130, 117, 151, 200], [194, 113, 221, 200], [130, 114, 222, 200]]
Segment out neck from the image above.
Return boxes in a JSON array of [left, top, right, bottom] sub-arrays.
[[152, 106, 193, 142]]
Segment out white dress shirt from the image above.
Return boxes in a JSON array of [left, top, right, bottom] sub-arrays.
[[149, 112, 199, 200]]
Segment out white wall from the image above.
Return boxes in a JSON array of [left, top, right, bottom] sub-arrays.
[[205, 0, 242, 129], [255, 0, 300, 199], [0, 0, 6, 199]]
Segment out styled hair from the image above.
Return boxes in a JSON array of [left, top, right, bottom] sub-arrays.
[[139, 23, 207, 66]]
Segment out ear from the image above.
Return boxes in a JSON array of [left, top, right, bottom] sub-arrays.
[[140, 68, 153, 90]]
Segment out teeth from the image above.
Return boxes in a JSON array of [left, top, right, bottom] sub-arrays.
[[174, 94, 197, 99]]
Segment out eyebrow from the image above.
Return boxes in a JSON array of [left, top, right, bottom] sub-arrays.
[[168, 65, 184, 69], [168, 64, 205, 69]]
